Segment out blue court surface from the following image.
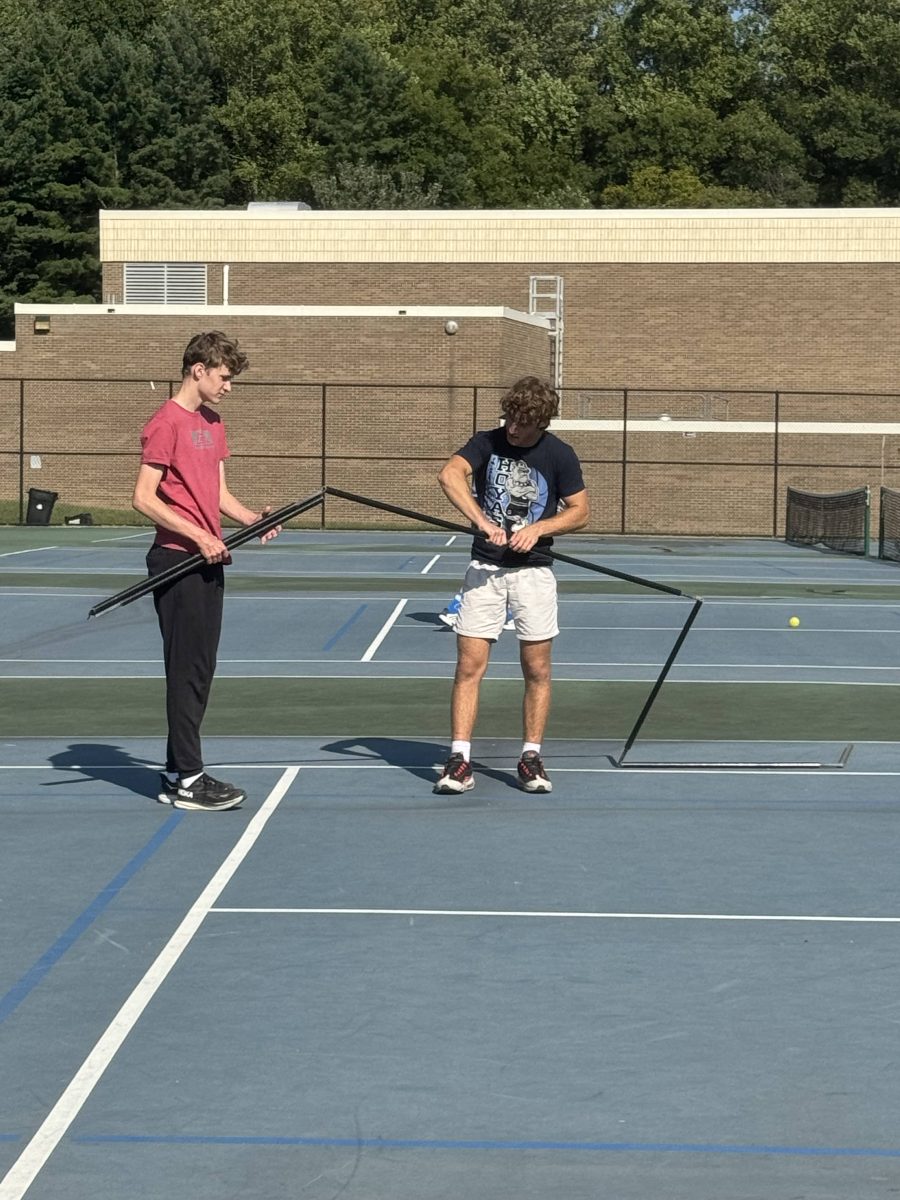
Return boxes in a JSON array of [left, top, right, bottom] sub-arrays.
[[2, 526, 900, 1199]]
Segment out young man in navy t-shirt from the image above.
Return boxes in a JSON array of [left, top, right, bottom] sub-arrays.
[[435, 376, 589, 795]]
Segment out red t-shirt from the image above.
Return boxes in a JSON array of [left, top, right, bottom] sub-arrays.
[[140, 399, 231, 553]]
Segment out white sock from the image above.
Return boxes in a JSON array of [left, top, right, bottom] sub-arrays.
[[522, 742, 541, 757], [180, 771, 202, 787], [451, 741, 471, 761]]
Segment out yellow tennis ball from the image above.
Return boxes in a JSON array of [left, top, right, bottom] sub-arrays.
[[789, 616, 800, 628]]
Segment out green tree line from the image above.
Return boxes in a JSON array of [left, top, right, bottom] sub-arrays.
[[1, 0, 898, 333]]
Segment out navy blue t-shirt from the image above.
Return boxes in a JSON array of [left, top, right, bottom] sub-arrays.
[[455, 428, 585, 567]]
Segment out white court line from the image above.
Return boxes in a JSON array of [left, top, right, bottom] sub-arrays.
[[555, 598, 900, 609], [420, 555, 440, 574], [0, 593, 438, 602], [403, 623, 900, 635], [360, 599, 407, 662], [557, 627, 900, 635], [210, 906, 900, 923], [0, 547, 57, 558], [90, 532, 152, 543], [2, 763, 898, 776], [0, 766, 299, 1200], [3, 764, 900, 777], [324, 660, 900, 672], [2, 593, 900, 610], [5, 673, 900, 685], [444, 536, 456, 546], [7, 657, 900, 671]]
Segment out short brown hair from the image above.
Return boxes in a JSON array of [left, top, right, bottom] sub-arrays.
[[500, 376, 559, 427], [182, 331, 249, 377]]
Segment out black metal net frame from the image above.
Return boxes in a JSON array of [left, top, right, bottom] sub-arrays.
[[325, 489, 851, 770], [89, 484, 852, 770]]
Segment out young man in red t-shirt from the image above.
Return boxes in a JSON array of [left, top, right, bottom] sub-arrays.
[[133, 331, 279, 811]]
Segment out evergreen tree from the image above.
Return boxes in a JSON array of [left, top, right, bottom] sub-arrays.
[[0, 0, 232, 334]]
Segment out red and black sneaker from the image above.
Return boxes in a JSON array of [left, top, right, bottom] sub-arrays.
[[433, 752, 474, 794], [517, 751, 552, 793]]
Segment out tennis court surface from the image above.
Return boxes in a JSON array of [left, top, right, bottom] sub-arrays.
[[2, 523, 900, 1199]]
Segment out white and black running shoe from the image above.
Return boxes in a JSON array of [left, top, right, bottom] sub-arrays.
[[162, 772, 246, 811], [517, 751, 552, 793], [433, 753, 474, 794]]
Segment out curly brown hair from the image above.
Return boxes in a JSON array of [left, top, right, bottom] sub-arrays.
[[500, 376, 559, 428], [181, 331, 249, 378]]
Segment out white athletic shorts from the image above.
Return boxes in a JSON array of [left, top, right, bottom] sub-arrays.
[[455, 559, 558, 642]]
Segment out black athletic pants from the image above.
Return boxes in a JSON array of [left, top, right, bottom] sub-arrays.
[[147, 545, 224, 777]]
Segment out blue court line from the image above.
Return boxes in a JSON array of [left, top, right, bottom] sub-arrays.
[[0, 812, 183, 1026], [321, 604, 367, 651], [70, 1134, 900, 1158], [396, 557, 415, 571]]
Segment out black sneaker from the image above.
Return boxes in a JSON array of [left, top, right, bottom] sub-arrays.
[[517, 751, 552, 793], [433, 753, 474, 794], [171, 772, 246, 811], [157, 774, 179, 805]]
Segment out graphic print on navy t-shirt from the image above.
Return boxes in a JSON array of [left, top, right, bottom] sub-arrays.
[[484, 454, 549, 534]]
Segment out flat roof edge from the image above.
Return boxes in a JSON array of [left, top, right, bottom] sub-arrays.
[[98, 207, 900, 221], [13, 303, 551, 328]]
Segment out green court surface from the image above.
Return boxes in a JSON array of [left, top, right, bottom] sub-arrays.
[[2, 677, 899, 741], [5, 523, 900, 744]]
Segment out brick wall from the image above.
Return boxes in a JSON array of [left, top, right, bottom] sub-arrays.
[[99, 260, 900, 394], [4, 311, 548, 385], [5, 283, 900, 533], [0, 312, 553, 527]]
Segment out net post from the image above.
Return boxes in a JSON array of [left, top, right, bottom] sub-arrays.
[[620, 387, 628, 534], [614, 598, 704, 767], [18, 379, 25, 526], [864, 485, 871, 556], [771, 390, 780, 539]]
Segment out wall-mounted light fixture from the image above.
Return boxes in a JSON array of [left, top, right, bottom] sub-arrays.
[[33, 316, 51, 335]]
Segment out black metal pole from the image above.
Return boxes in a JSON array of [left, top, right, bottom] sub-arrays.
[[324, 487, 693, 598], [320, 383, 327, 529], [88, 490, 325, 619], [615, 597, 704, 765], [18, 379, 25, 525], [620, 387, 628, 535], [772, 390, 780, 539]]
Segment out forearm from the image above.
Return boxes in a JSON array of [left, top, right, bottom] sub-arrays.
[[219, 489, 260, 526], [439, 466, 491, 533], [532, 504, 589, 538]]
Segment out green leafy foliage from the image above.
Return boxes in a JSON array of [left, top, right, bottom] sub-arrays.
[[0, 0, 896, 334]]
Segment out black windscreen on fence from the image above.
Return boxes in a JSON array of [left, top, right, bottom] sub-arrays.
[[785, 485, 870, 556]]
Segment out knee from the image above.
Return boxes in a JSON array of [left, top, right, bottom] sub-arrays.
[[521, 651, 552, 686], [455, 645, 489, 684]]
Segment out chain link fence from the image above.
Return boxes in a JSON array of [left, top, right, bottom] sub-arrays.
[[4, 379, 900, 535]]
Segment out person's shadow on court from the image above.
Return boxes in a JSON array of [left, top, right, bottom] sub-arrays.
[[321, 737, 521, 790], [45, 743, 160, 802]]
